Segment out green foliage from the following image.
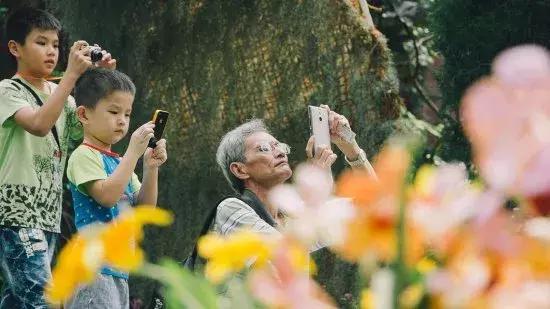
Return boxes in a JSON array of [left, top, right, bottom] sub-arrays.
[[429, 0, 550, 164], [311, 249, 361, 307], [139, 260, 218, 309], [0, 6, 8, 17], [374, 0, 438, 116], [47, 0, 406, 305]]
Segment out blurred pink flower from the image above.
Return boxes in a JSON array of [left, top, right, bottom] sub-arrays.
[[427, 253, 491, 308], [472, 208, 524, 257], [409, 164, 480, 241], [493, 45, 550, 87], [249, 241, 335, 309], [268, 164, 355, 248], [408, 164, 512, 255], [490, 281, 550, 309], [524, 217, 550, 242], [461, 44, 550, 215]]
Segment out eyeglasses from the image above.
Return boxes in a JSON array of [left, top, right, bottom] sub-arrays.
[[256, 142, 291, 155]]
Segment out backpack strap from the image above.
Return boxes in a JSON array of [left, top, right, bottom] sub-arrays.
[[239, 189, 278, 227], [10, 78, 61, 151], [185, 189, 277, 271], [185, 197, 226, 271]]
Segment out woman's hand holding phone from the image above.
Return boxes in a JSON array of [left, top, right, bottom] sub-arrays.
[[305, 136, 337, 170], [320, 104, 356, 146]]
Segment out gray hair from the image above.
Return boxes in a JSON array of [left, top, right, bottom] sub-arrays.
[[216, 119, 269, 193]]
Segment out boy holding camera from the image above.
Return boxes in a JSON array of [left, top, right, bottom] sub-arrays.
[[65, 68, 167, 308], [0, 8, 115, 307]]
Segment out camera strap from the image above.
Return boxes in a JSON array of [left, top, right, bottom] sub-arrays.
[[10, 78, 62, 153]]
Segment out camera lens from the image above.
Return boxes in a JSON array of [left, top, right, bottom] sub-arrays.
[[90, 46, 103, 63], [319, 117, 322, 121]]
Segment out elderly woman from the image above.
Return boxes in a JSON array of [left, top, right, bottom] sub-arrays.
[[213, 105, 375, 237], [163, 107, 376, 307]]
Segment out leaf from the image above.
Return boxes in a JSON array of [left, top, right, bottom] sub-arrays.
[[137, 259, 218, 309]]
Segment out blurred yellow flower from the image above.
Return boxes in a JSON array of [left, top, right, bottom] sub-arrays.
[[411, 165, 436, 200], [101, 206, 173, 271], [400, 283, 424, 308], [416, 257, 437, 274], [288, 241, 316, 275], [360, 289, 374, 309], [46, 236, 103, 304], [198, 230, 273, 283], [46, 206, 173, 304]]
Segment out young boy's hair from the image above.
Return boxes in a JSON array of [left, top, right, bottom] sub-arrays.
[[74, 68, 136, 108], [5, 7, 61, 44]]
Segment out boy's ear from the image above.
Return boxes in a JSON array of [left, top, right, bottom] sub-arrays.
[[76, 106, 90, 124], [229, 162, 250, 181], [7, 40, 20, 58]]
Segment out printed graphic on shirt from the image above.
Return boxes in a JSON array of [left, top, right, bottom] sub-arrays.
[[0, 79, 81, 232]]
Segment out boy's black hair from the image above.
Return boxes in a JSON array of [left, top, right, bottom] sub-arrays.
[[5, 7, 62, 44], [75, 68, 136, 108]]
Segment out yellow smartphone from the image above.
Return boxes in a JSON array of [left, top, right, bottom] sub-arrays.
[[148, 110, 169, 148]]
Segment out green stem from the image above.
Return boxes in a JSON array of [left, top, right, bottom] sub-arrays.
[[136, 263, 207, 309], [393, 184, 407, 308]]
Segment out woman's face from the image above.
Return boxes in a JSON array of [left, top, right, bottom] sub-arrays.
[[241, 132, 293, 187]]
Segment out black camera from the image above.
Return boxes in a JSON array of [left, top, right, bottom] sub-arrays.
[[89, 46, 103, 63]]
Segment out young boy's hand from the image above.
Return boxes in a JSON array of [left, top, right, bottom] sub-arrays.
[[144, 139, 168, 169], [127, 122, 155, 159], [65, 41, 93, 79]]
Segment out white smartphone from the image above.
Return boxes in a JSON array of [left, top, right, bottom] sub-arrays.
[[308, 105, 331, 156]]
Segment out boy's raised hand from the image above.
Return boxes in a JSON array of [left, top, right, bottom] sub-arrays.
[[93, 44, 117, 70], [65, 41, 93, 79], [127, 122, 155, 159], [144, 139, 168, 169]]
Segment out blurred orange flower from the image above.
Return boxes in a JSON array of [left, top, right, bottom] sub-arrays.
[[334, 145, 422, 264], [337, 145, 409, 207], [425, 211, 550, 308]]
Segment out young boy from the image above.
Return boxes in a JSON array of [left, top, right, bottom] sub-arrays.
[[0, 8, 115, 308], [65, 68, 167, 308]]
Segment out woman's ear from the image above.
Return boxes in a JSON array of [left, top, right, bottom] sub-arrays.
[[76, 106, 89, 124], [8, 40, 20, 58], [229, 162, 250, 181]]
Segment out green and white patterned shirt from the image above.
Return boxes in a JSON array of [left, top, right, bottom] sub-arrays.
[[0, 77, 82, 233]]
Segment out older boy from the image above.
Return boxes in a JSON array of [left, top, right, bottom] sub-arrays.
[[0, 8, 115, 308]]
